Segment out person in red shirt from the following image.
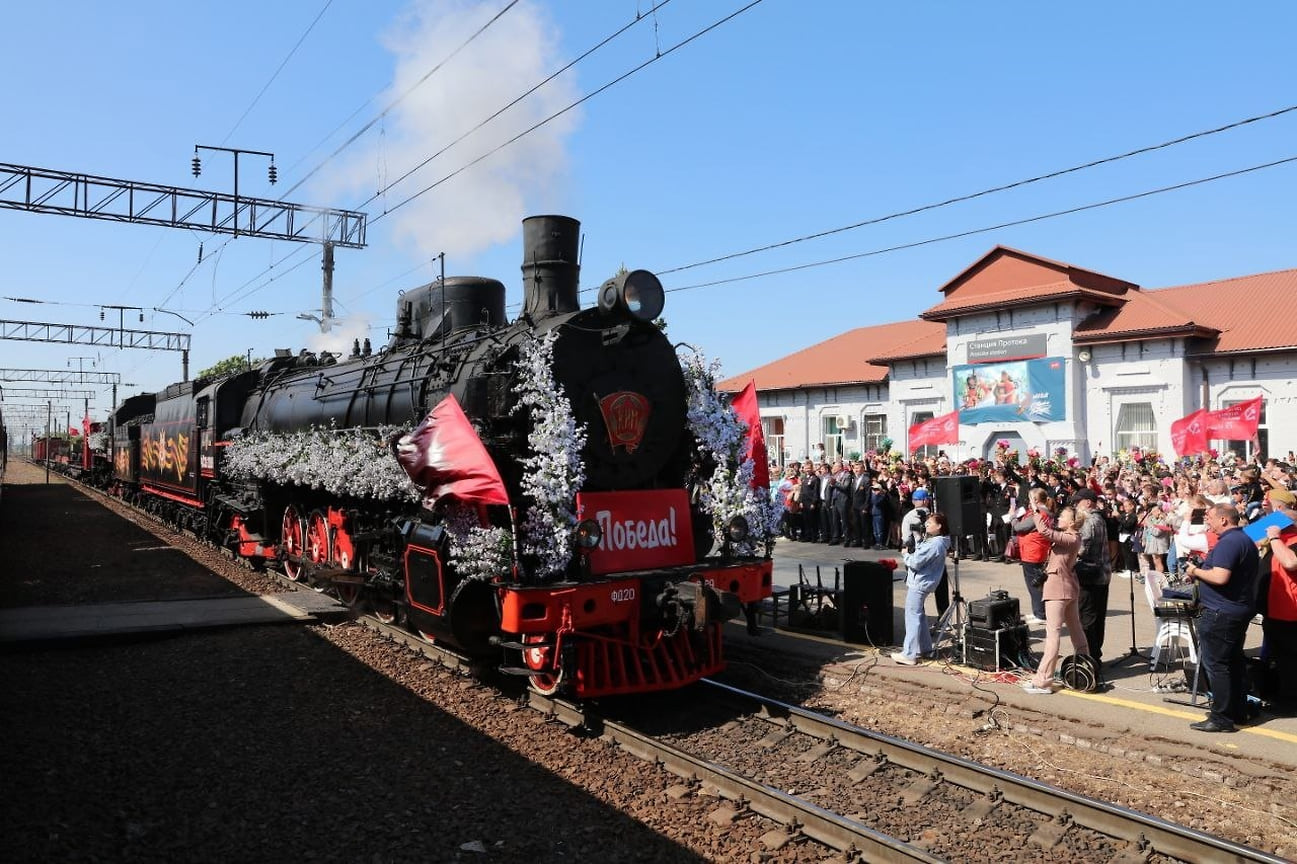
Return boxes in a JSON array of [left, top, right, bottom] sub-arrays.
[[1261, 488, 1297, 715]]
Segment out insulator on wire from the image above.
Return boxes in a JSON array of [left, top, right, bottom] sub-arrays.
[[268, 163, 278, 185], [191, 155, 202, 178]]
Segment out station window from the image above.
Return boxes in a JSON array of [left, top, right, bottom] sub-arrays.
[[1114, 403, 1157, 451], [864, 413, 887, 454], [910, 410, 937, 460]]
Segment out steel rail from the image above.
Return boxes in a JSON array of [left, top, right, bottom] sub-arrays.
[[702, 678, 1285, 864]]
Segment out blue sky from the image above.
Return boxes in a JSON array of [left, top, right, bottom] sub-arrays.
[[2, 0, 1294, 432]]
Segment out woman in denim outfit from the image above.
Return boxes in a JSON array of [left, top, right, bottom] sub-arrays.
[[891, 511, 951, 665]]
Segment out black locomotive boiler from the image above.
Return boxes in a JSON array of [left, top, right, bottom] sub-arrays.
[[103, 215, 773, 698]]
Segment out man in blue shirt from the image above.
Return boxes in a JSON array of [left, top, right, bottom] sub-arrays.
[[1184, 504, 1260, 733]]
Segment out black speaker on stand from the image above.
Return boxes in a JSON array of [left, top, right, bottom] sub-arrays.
[[841, 560, 893, 645], [933, 475, 984, 541]]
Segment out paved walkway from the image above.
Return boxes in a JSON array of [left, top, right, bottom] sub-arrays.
[[0, 592, 347, 646]]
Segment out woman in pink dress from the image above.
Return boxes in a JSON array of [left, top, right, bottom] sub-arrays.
[[1023, 505, 1091, 693]]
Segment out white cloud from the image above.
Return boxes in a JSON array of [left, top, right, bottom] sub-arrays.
[[329, 0, 580, 261]]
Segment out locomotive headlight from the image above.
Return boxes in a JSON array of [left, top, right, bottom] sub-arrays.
[[725, 515, 750, 543], [574, 519, 603, 550], [597, 269, 665, 322]]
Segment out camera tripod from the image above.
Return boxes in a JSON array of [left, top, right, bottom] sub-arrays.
[[932, 554, 966, 661]]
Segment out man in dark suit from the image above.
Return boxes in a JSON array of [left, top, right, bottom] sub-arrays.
[[847, 461, 872, 547], [800, 464, 822, 542], [986, 468, 1017, 561], [828, 460, 851, 544]]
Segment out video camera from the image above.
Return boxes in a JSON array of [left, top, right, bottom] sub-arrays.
[[905, 508, 929, 554]]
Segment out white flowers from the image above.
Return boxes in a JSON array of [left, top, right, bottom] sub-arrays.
[[681, 350, 781, 557], [515, 331, 587, 578], [223, 424, 420, 502], [442, 506, 514, 582]]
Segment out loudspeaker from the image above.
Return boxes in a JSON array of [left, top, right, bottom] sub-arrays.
[[841, 560, 893, 645], [933, 475, 984, 538]]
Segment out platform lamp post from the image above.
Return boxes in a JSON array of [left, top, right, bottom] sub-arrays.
[[192, 144, 277, 238]]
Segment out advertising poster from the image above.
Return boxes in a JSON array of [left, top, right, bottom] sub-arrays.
[[952, 357, 1066, 424]]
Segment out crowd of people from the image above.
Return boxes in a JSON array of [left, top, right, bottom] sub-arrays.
[[771, 444, 1297, 730]]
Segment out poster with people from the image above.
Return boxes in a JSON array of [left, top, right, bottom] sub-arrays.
[[952, 357, 1066, 423]]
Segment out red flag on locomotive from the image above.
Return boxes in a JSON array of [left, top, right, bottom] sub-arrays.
[[908, 409, 960, 452], [396, 394, 509, 506], [730, 380, 769, 489]]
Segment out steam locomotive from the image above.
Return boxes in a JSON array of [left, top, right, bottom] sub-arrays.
[[101, 215, 773, 698]]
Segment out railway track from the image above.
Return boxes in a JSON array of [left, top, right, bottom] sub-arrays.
[[62, 469, 1287, 863]]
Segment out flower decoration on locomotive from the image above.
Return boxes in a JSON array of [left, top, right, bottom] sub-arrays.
[[514, 331, 587, 578], [681, 348, 782, 557], [223, 423, 420, 502]]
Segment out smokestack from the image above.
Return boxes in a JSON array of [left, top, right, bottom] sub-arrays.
[[521, 215, 580, 319]]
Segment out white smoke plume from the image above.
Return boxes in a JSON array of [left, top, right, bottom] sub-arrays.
[[331, 0, 580, 261], [306, 315, 374, 357]]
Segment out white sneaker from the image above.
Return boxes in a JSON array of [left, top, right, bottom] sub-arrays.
[[890, 652, 918, 666], [1021, 681, 1053, 695], [1025, 615, 1046, 626]]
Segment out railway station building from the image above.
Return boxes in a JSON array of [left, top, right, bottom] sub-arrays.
[[719, 247, 1297, 465]]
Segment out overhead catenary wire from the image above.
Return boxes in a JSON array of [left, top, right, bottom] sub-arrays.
[[373, 0, 766, 221], [221, 0, 337, 146], [660, 154, 1297, 295], [277, 0, 522, 201], [656, 103, 1297, 276], [195, 0, 758, 318]]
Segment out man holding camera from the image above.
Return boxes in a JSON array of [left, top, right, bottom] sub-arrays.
[[1184, 504, 1260, 733]]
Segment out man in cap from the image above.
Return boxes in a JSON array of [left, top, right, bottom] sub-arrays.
[[901, 488, 949, 615], [1071, 488, 1111, 677]]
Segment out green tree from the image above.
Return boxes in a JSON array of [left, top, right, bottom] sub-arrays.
[[197, 354, 263, 379]]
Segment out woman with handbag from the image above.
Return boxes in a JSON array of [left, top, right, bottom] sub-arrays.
[[1022, 505, 1090, 694], [1140, 498, 1172, 575]]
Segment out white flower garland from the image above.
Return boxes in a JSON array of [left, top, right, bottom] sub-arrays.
[[515, 331, 587, 578], [442, 506, 514, 582], [681, 350, 782, 557], [223, 425, 421, 502]]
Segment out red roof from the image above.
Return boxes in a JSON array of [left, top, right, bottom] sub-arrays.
[[921, 246, 1135, 320], [720, 249, 1297, 392], [1123, 268, 1297, 354], [717, 319, 945, 392]]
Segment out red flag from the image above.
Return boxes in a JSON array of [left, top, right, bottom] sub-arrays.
[[396, 394, 509, 505], [730, 380, 770, 489], [82, 414, 92, 437], [1170, 408, 1209, 456], [1205, 396, 1263, 441], [909, 409, 960, 452], [68, 426, 80, 436]]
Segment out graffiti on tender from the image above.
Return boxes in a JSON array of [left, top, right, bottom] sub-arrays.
[[142, 429, 191, 483]]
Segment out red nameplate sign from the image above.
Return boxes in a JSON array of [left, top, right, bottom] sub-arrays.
[[575, 489, 696, 575]]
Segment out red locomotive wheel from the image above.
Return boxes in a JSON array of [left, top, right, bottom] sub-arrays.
[[522, 635, 563, 696], [306, 510, 331, 592], [280, 505, 307, 582]]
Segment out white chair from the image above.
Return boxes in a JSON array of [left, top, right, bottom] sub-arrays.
[[1144, 571, 1197, 668]]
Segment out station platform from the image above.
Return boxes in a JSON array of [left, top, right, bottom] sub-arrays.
[[0, 592, 348, 647], [745, 536, 1297, 771]]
